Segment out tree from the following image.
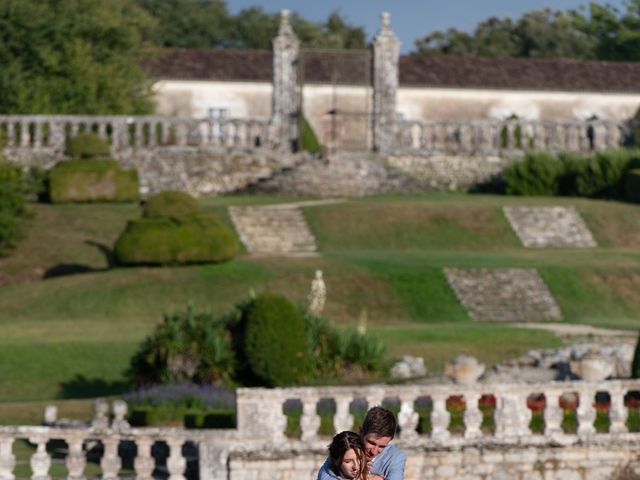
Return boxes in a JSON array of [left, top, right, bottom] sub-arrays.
[[0, 0, 155, 114], [135, 0, 232, 48]]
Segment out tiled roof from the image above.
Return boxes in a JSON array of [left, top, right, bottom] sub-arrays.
[[146, 48, 640, 93]]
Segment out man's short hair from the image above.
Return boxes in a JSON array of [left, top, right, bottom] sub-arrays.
[[360, 406, 397, 438]]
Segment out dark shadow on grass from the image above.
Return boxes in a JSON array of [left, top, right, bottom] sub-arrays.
[[58, 375, 131, 399], [42, 240, 116, 279]]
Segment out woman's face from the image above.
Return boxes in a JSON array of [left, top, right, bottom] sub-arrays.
[[339, 448, 360, 479]]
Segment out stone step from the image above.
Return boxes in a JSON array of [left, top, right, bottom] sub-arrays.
[[229, 205, 318, 256], [444, 268, 562, 322]]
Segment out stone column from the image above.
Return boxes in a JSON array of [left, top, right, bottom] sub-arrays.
[[271, 10, 300, 152], [373, 12, 400, 154]]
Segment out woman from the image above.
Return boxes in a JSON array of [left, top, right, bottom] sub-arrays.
[[328, 431, 368, 480]]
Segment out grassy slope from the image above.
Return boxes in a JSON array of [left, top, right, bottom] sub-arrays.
[[0, 194, 639, 408]]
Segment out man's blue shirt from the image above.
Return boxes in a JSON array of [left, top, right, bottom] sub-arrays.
[[316, 444, 406, 480]]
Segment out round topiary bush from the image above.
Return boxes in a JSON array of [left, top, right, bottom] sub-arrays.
[[114, 212, 239, 265], [143, 191, 200, 219], [243, 293, 311, 387], [65, 133, 111, 159]]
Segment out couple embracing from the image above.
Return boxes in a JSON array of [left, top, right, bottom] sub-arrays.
[[317, 406, 406, 480]]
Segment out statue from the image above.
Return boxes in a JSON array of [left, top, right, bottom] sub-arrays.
[[308, 270, 326, 315]]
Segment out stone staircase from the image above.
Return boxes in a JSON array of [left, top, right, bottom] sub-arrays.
[[444, 268, 562, 322], [229, 204, 318, 256]]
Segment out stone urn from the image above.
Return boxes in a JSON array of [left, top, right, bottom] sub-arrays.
[[445, 354, 485, 385], [570, 352, 615, 381]]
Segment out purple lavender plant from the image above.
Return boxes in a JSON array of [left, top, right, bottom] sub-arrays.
[[123, 383, 236, 410]]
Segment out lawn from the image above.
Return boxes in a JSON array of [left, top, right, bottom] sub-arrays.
[[0, 193, 639, 416]]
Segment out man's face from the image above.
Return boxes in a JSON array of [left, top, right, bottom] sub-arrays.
[[362, 433, 391, 461]]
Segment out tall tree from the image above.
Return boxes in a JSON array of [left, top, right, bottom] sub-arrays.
[[0, 0, 155, 114]]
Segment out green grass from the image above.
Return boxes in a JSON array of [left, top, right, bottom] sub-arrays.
[[1, 193, 640, 410]]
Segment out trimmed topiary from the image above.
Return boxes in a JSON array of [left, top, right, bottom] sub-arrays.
[[243, 293, 311, 387], [114, 212, 239, 265], [49, 159, 139, 203], [65, 133, 111, 159], [143, 191, 200, 219], [625, 169, 640, 203]]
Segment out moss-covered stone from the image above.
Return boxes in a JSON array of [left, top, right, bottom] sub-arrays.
[[114, 212, 239, 265], [143, 191, 199, 219], [49, 159, 139, 203], [65, 133, 111, 159]]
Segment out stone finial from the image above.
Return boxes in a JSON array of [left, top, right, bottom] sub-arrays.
[[308, 270, 326, 315], [278, 9, 294, 37], [381, 12, 391, 30], [111, 400, 131, 433], [43, 405, 57, 425], [445, 354, 485, 385], [91, 398, 109, 431]]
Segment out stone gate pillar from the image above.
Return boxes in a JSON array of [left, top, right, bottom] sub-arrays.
[[373, 12, 400, 154], [271, 10, 300, 152]]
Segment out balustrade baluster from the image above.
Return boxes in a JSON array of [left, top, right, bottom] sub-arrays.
[[577, 388, 596, 436], [161, 121, 171, 145], [495, 392, 531, 438], [33, 122, 43, 148], [0, 436, 15, 480], [70, 123, 79, 138], [419, 125, 430, 151], [609, 387, 628, 434], [6, 123, 15, 148], [134, 122, 144, 148], [29, 436, 51, 480], [65, 436, 86, 480], [20, 121, 30, 147], [176, 122, 188, 146], [333, 397, 354, 433], [166, 437, 186, 480], [430, 394, 450, 441], [100, 437, 121, 480], [300, 395, 321, 442], [147, 122, 157, 147], [543, 391, 563, 436], [134, 437, 155, 480], [97, 122, 107, 139], [463, 392, 483, 439], [397, 393, 419, 440]]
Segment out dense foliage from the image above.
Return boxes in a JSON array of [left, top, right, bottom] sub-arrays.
[[0, 0, 155, 114], [0, 162, 28, 255], [415, 2, 640, 61], [48, 160, 139, 203], [65, 133, 111, 159], [129, 294, 389, 388], [135, 0, 366, 50], [243, 293, 312, 387], [114, 212, 239, 265], [502, 149, 640, 201], [143, 191, 200, 219]]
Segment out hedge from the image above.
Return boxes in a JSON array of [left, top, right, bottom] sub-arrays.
[[114, 213, 239, 265], [49, 160, 139, 203], [143, 191, 200, 219]]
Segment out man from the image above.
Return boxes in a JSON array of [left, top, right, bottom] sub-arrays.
[[317, 406, 406, 480]]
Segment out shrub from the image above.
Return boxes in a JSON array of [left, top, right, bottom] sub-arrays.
[[243, 293, 311, 387], [625, 169, 640, 203], [143, 191, 200, 219], [502, 151, 564, 195], [65, 133, 110, 159], [300, 117, 322, 154], [128, 305, 236, 385], [114, 212, 239, 265], [49, 159, 139, 203], [0, 162, 28, 255]]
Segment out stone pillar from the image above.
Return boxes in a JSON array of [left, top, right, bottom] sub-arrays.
[[271, 10, 299, 152], [372, 12, 400, 154]]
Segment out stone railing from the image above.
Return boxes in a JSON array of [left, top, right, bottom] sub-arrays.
[[236, 379, 640, 446], [0, 115, 272, 152], [394, 119, 627, 155]]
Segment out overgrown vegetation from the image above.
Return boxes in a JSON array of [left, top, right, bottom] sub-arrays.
[[128, 294, 389, 389], [0, 162, 28, 255], [501, 149, 640, 201]]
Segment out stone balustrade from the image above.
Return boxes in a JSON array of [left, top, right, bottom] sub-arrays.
[[0, 115, 272, 152], [395, 119, 627, 155], [236, 379, 640, 446]]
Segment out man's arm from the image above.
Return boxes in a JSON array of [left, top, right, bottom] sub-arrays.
[[379, 447, 406, 480], [317, 457, 342, 480]]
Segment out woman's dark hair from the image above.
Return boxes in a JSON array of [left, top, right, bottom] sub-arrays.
[[328, 431, 367, 479]]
